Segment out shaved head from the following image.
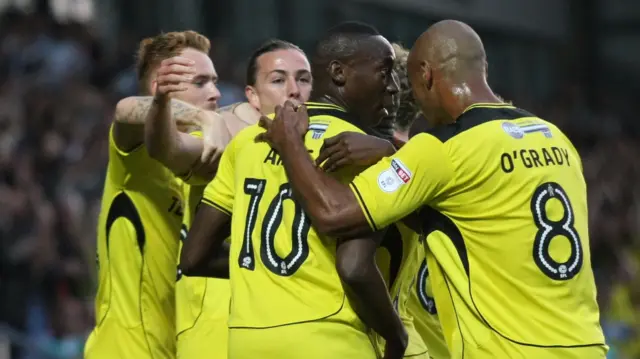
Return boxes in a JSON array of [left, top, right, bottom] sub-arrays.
[[408, 20, 500, 126], [408, 20, 486, 79]]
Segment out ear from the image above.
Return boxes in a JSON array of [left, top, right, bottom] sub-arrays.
[[420, 61, 433, 90], [329, 60, 346, 86], [245, 85, 261, 110]]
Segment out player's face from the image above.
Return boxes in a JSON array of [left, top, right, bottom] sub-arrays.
[[171, 47, 221, 111], [376, 72, 401, 132], [246, 49, 312, 115], [343, 36, 399, 127]]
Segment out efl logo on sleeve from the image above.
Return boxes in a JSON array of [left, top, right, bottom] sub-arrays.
[[377, 158, 412, 193], [391, 159, 412, 183]]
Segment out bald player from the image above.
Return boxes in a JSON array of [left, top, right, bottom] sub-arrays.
[[257, 20, 607, 359]]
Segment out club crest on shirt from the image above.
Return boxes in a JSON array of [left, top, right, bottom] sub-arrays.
[[502, 122, 525, 139], [378, 158, 412, 193], [308, 123, 329, 140], [502, 121, 553, 139]]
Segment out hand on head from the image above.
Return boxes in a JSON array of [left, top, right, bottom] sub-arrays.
[[255, 100, 309, 150], [155, 56, 196, 97]]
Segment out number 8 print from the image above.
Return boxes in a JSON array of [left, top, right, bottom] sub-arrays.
[[530, 182, 583, 281]]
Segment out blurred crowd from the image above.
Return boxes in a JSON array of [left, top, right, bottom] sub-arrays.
[[0, 6, 638, 359]]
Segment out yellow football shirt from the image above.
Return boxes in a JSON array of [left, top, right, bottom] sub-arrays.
[[408, 245, 450, 359], [373, 223, 429, 357], [350, 103, 606, 356], [202, 102, 370, 328], [86, 124, 182, 359], [175, 131, 230, 359]]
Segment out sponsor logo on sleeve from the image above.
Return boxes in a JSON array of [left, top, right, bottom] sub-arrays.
[[377, 158, 412, 193]]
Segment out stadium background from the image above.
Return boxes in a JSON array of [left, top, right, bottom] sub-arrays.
[[0, 0, 638, 358]]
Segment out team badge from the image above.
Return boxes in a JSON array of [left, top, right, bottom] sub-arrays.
[[502, 122, 525, 139], [308, 123, 329, 140]]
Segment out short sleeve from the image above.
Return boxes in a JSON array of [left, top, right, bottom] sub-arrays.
[[349, 133, 455, 231], [201, 136, 236, 216]]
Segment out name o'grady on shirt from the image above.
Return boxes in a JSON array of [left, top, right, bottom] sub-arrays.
[[499, 146, 571, 173]]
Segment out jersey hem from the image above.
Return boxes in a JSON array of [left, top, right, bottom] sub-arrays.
[[227, 293, 349, 330]]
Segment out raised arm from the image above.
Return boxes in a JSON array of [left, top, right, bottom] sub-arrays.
[[112, 94, 205, 152], [143, 56, 228, 177]]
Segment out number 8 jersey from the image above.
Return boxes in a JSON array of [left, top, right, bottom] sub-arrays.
[[349, 103, 607, 358], [202, 103, 368, 328]]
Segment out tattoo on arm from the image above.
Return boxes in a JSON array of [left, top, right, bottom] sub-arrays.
[[170, 100, 204, 123], [115, 96, 203, 125]]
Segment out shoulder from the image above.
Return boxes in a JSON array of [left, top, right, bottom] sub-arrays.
[[304, 104, 364, 136], [229, 124, 263, 146], [426, 104, 538, 143]]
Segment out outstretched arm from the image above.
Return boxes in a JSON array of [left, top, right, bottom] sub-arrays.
[[258, 102, 455, 237], [112, 94, 206, 153], [279, 130, 373, 237]]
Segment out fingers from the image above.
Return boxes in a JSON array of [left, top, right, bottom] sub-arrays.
[[322, 135, 340, 147], [316, 141, 341, 166], [258, 116, 272, 130], [282, 100, 297, 112], [157, 73, 193, 84], [326, 157, 348, 172], [158, 84, 189, 93], [296, 103, 308, 115], [157, 57, 196, 74], [156, 57, 195, 94]]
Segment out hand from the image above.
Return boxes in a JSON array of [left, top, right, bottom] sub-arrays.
[[255, 101, 309, 151], [316, 132, 395, 172], [155, 56, 196, 97], [193, 111, 227, 177]]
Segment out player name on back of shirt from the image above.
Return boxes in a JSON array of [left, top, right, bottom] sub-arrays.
[[500, 146, 571, 173]]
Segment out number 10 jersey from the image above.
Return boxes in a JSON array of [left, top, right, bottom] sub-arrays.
[[202, 103, 367, 328]]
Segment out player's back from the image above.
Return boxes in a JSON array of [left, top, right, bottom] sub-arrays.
[[204, 102, 376, 359], [85, 125, 181, 359], [422, 103, 606, 357]]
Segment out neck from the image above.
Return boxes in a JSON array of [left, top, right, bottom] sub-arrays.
[[447, 77, 502, 121], [310, 86, 349, 110], [310, 87, 371, 133]]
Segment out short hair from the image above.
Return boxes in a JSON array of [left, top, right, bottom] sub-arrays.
[[392, 43, 421, 132], [245, 39, 304, 86], [312, 21, 380, 71], [135, 30, 211, 93]]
